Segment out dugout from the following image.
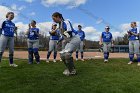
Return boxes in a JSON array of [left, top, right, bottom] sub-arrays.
[[112, 45, 129, 53]]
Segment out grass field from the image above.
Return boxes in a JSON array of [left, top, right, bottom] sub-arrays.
[[1, 58, 140, 93]]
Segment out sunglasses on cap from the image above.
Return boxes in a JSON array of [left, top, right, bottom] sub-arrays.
[[105, 26, 110, 29], [52, 23, 57, 26]]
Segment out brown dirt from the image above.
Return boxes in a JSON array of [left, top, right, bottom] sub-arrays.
[[3, 51, 129, 60]]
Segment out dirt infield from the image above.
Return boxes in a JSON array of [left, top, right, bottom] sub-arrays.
[[2, 51, 130, 60]]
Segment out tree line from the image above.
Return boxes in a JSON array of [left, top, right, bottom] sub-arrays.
[[13, 32, 130, 50]]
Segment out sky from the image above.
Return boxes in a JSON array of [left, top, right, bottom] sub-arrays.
[[0, 0, 140, 41]]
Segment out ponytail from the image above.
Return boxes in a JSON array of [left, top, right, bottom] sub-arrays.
[[52, 12, 64, 21]]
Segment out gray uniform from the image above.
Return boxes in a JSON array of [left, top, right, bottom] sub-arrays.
[[27, 27, 40, 64], [47, 28, 62, 60], [128, 27, 140, 62], [0, 35, 14, 54], [61, 35, 81, 53], [0, 35, 14, 63], [103, 42, 112, 52], [48, 40, 58, 52], [0, 20, 15, 64], [59, 20, 81, 73], [76, 41, 84, 52], [129, 40, 139, 54], [128, 27, 140, 54], [27, 39, 39, 49]]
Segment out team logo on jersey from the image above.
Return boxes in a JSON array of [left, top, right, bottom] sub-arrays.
[[5, 24, 14, 27], [105, 33, 111, 39]]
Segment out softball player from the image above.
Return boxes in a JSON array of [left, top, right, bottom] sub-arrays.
[[52, 12, 81, 76], [26, 20, 40, 64], [0, 12, 18, 67], [46, 23, 62, 63], [76, 25, 85, 61], [99, 26, 113, 63], [127, 22, 140, 66]]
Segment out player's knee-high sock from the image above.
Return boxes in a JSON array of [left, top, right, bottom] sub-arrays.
[[28, 48, 33, 63], [107, 52, 109, 59], [136, 54, 140, 62], [76, 51, 78, 59], [47, 51, 52, 59], [33, 48, 40, 62], [34, 52, 40, 62], [69, 57, 75, 69], [54, 51, 57, 59], [0, 52, 3, 62], [9, 53, 13, 64], [65, 55, 75, 72], [129, 53, 134, 62], [81, 52, 84, 59], [104, 52, 108, 59]]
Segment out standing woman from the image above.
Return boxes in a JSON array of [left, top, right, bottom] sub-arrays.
[[76, 25, 85, 61], [52, 12, 81, 76], [127, 22, 140, 66], [46, 23, 61, 63], [26, 20, 40, 64], [99, 26, 114, 63], [0, 12, 18, 67]]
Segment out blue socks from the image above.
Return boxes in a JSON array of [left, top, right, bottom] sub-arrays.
[[76, 51, 78, 59], [129, 54, 134, 62], [54, 52, 57, 60], [81, 52, 84, 59], [104, 52, 108, 59]]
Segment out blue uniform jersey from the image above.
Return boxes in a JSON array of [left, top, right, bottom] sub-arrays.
[[28, 28, 39, 40], [49, 29, 61, 40], [101, 32, 112, 42], [1, 19, 15, 37], [128, 27, 139, 40], [77, 30, 85, 41], [61, 20, 77, 37]]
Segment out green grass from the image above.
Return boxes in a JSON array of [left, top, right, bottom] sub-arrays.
[[1, 58, 140, 93]]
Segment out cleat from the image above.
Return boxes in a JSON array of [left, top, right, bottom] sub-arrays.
[[46, 59, 49, 63], [128, 61, 133, 65], [53, 59, 56, 63], [9, 64, 18, 67], [104, 59, 108, 63], [70, 69, 77, 75], [63, 69, 70, 76], [81, 59, 85, 61], [137, 63, 140, 66], [37, 62, 40, 64], [60, 58, 62, 62]]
